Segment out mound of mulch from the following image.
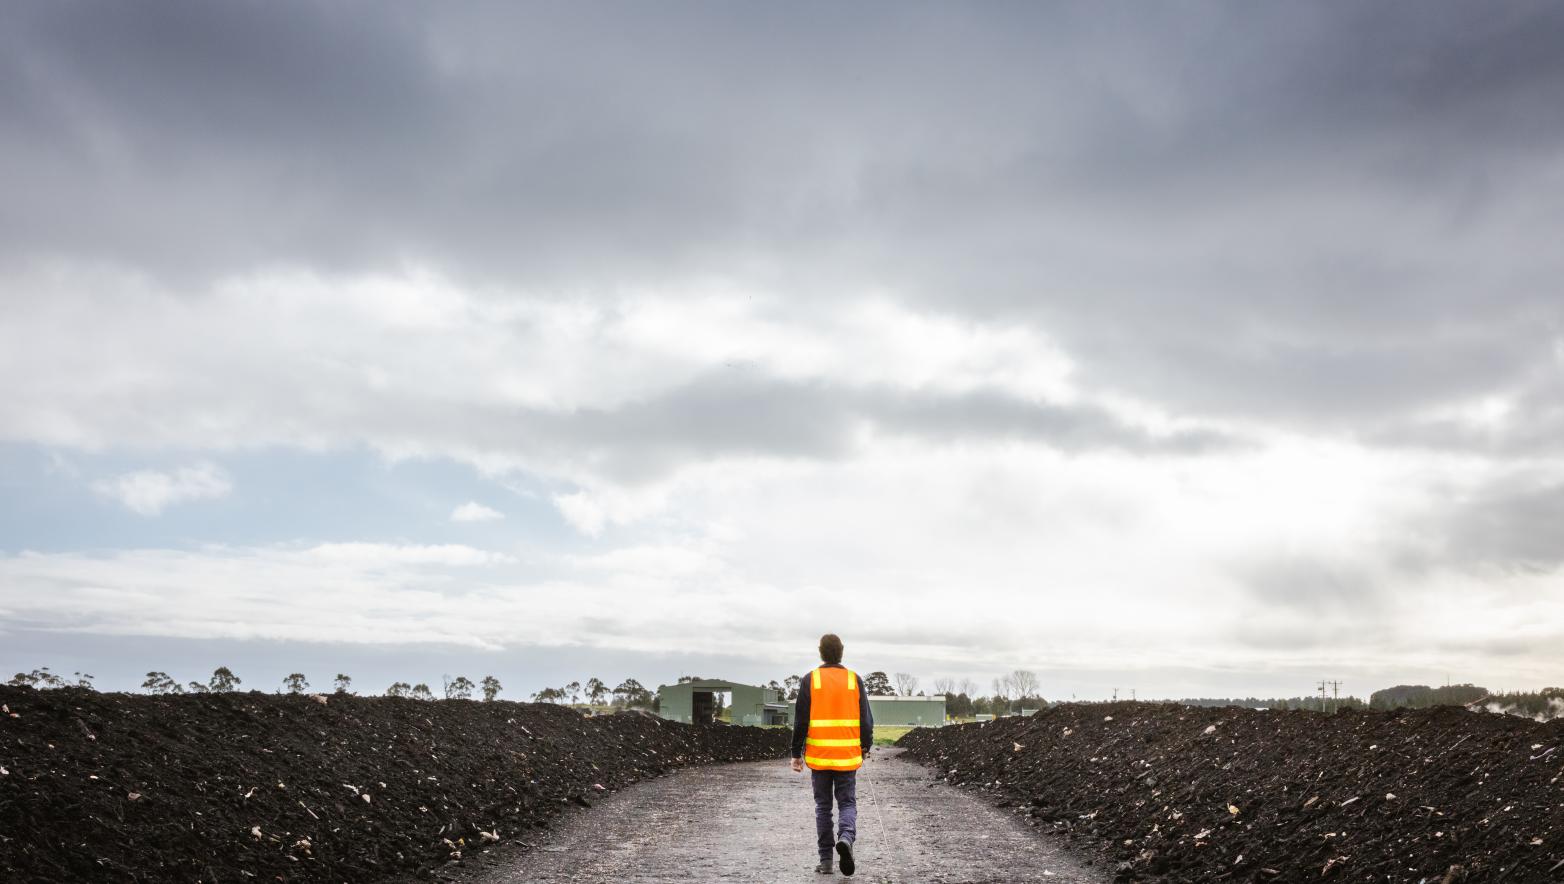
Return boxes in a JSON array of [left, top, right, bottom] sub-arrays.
[[0, 686, 788, 882], [899, 702, 1564, 883]]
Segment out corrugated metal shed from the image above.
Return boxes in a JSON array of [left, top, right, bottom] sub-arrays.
[[869, 695, 947, 726], [656, 679, 790, 726]]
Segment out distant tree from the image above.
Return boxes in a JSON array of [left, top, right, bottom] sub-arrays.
[[863, 671, 894, 696], [142, 671, 183, 694], [564, 680, 582, 704], [931, 677, 956, 697], [208, 667, 242, 693], [9, 668, 67, 689], [784, 675, 802, 701], [632, 680, 654, 707], [894, 672, 920, 696], [532, 686, 563, 703], [187, 681, 209, 693], [948, 692, 974, 718], [1009, 670, 1041, 704], [411, 683, 435, 701], [677, 675, 704, 684], [73, 671, 96, 690], [585, 677, 608, 705], [333, 674, 352, 694], [990, 677, 1012, 714], [958, 678, 978, 698], [282, 673, 309, 694], [481, 675, 503, 702], [766, 679, 784, 698], [613, 678, 652, 708], [386, 682, 412, 698], [446, 676, 475, 700]]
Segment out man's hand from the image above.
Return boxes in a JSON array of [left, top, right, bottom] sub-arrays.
[[790, 757, 804, 773]]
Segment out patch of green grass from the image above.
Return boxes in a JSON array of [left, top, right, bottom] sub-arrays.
[[872, 725, 915, 746]]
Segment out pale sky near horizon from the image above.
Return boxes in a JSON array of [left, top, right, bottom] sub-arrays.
[[3, 2, 1563, 701]]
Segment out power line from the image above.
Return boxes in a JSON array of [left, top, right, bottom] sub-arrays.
[[1317, 680, 1343, 714]]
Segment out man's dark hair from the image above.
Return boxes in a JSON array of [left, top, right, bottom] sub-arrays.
[[819, 633, 844, 665]]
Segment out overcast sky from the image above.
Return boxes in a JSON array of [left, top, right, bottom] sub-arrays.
[[3, 2, 1563, 700]]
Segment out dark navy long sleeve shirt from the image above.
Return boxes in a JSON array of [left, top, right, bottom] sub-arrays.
[[790, 663, 874, 759]]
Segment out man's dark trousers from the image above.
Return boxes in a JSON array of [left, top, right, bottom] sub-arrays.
[[811, 769, 857, 861]]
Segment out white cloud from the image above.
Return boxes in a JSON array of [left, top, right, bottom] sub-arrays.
[[304, 542, 514, 567], [552, 491, 608, 536], [92, 463, 232, 516], [5, 444, 1564, 696], [450, 501, 504, 522], [552, 484, 673, 537], [5, 264, 1562, 692]]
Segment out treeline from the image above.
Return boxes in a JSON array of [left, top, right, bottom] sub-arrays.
[[523, 677, 655, 709], [1476, 687, 1564, 721], [5, 666, 654, 708], [748, 669, 1050, 719], [1368, 683, 1488, 709], [1176, 683, 1564, 721], [1179, 696, 1368, 711]]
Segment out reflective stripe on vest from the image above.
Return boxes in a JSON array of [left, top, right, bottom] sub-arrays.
[[804, 667, 862, 772], [804, 755, 861, 768]]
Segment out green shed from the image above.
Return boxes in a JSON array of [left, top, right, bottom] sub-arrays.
[[868, 695, 947, 727], [656, 678, 792, 726]]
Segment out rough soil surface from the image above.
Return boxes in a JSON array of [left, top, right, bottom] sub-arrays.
[[898, 702, 1564, 883], [451, 747, 1108, 883], [0, 686, 787, 882]]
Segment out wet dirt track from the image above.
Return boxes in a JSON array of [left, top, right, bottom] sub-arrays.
[[449, 748, 1108, 884]]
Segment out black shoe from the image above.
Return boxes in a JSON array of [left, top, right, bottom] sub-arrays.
[[815, 859, 833, 874], [836, 840, 855, 876]]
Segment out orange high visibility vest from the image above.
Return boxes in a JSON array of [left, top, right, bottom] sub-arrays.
[[805, 667, 862, 771]]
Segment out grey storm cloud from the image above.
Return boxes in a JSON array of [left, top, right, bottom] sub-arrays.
[[1371, 367, 1564, 458], [319, 374, 1240, 483], [3, 0, 1563, 438], [1422, 476, 1564, 574], [1233, 554, 1380, 613]]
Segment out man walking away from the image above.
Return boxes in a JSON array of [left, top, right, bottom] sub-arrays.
[[791, 633, 874, 876]]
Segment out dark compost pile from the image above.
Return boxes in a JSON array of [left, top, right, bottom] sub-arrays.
[[899, 702, 1564, 883], [0, 686, 788, 882]]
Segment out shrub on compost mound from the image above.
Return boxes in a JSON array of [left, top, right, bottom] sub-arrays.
[[0, 686, 788, 882], [899, 702, 1564, 883]]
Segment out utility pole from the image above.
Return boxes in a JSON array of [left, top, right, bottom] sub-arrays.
[[1328, 680, 1342, 714], [1130, 688, 1137, 701], [1317, 680, 1328, 713], [1112, 687, 1119, 702]]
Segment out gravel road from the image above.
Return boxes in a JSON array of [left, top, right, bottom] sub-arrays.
[[448, 747, 1107, 884]]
